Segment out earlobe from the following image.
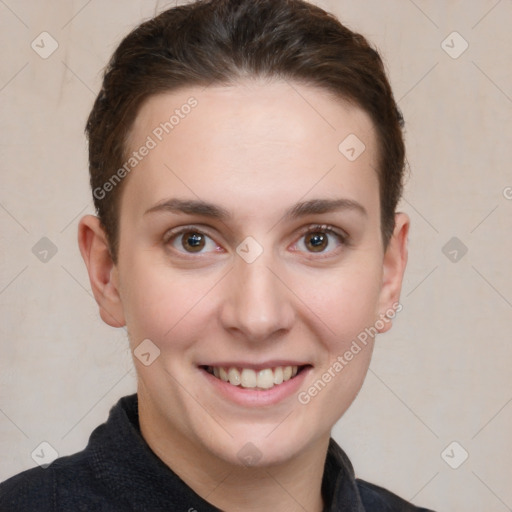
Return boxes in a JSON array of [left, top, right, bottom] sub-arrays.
[[376, 212, 410, 334], [77, 215, 126, 328]]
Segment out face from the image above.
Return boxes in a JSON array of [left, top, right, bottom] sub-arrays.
[[81, 79, 408, 469]]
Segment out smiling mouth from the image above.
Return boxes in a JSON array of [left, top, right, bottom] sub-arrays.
[[202, 365, 310, 390]]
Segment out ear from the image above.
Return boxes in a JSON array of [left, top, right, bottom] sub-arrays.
[[77, 215, 126, 328], [376, 212, 409, 333]]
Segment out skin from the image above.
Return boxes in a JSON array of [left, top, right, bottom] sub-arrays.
[[78, 79, 409, 512]]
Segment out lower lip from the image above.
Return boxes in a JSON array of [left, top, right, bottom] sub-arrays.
[[199, 366, 311, 407]]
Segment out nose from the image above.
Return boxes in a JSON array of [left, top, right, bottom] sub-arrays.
[[219, 252, 295, 344]]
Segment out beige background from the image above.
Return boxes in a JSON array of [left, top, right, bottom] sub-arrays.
[[1, 1, 511, 510]]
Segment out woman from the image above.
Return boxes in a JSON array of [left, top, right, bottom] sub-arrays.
[[0, 0, 436, 510]]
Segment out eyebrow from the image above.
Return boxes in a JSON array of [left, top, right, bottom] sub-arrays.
[[144, 197, 367, 220]]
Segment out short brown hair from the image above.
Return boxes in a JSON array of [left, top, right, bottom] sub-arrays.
[[86, 0, 405, 263]]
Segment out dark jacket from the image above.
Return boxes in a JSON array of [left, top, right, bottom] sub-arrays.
[[0, 394, 435, 511]]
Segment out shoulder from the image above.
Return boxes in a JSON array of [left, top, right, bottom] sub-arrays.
[[324, 439, 436, 511], [0, 395, 142, 512], [0, 449, 109, 512], [0, 465, 55, 511], [356, 478, 436, 512]]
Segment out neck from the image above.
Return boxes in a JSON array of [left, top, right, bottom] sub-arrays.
[[210, 460, 326, 512], [138, 398, 329, 512]]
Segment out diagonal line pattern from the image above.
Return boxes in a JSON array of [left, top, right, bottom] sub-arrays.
[[472, 395, 512, 439], [472, 0, 503, 29], [472, 471, 511, 509], [0, 408, 29, 438], [61, 0, 93, 29], [0, 201, 30, 233], [283, 78, 336, 131], [406, 265, 438, 297], [369, 368, 439, 438], [262, 468, 309, 512], [398, 63, 439, 104], [163, 163, 198, 197], [60, 264, 94, 299], [264, 410, 294, 438], [0, 265, 28, 295], [61, 370, 130, 439], [60, 202, 92, 233], [203, 461, 309, 511], [406, 0, 439, 28], [409, 471, 439, 501], [203, 468, 237, 500], [0, 0, 28, 28], [470, 205, 499, 233], [472, 61, 512, 104], [61, 61, 96, 95], [402, 198, 439, 233], [0, 62, 29, 93], [471, 265, 512, 308]]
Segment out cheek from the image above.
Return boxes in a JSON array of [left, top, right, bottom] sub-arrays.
[[119, 261, 221, 348], [299, 264, 382, 346], [298, 269, 380, 414]]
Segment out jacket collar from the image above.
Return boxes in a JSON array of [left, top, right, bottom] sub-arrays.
[[322, 438, 366, 511]]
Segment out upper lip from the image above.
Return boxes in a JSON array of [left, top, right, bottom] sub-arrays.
[[199, 361, 311, 371]]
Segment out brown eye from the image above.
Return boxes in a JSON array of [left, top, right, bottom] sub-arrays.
[[165, 227, 221, 255], [294, 225, 347, 255], [181, 231, 206, 252], [305, 232, 328, 252]]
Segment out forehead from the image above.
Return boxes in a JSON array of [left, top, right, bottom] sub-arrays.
[[121, 79, 379, 224]]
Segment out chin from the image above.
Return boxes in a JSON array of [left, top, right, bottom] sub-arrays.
[[200, 420, 322, 469]]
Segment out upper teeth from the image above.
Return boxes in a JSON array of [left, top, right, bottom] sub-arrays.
[[209, 366, 299, 389]]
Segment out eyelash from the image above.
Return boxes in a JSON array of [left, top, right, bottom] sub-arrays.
[[295, 224, 349, 254], [163, 223, 349, 257]]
